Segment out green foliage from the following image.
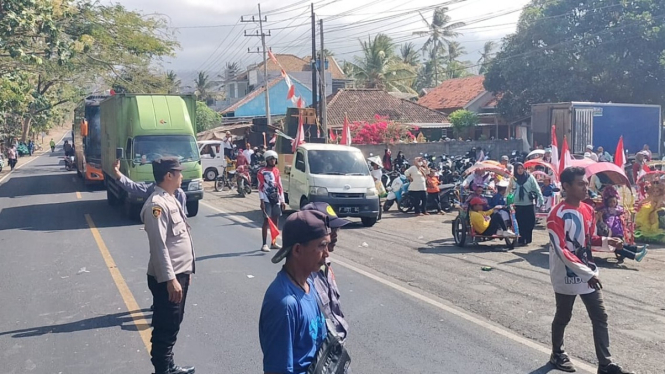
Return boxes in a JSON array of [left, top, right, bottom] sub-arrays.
[[477, 41, 496, 75], [448, 109, 478, 137], [484, 0, 665, 121], [195, 101, 221, 133], [194, 71, 216, 103]]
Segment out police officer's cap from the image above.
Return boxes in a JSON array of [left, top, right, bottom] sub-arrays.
[[152, 157, 184, 180]]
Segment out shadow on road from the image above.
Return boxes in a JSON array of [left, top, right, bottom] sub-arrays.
[[526, 363, 558, 374], [418, 238, 511, 254], [0, 172, 80, 198], [0, 309, 152, 338], [0, 200, 135, 231], [196, 250, 265, 261]]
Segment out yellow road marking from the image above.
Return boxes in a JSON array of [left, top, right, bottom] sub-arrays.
[[84, 214, 152, 352], [76, 192, 82, 199]]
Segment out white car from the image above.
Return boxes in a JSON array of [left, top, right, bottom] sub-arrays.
[[197, 140, 228, 181]]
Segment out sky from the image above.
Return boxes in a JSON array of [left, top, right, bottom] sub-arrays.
[[110, 0, 532, 85]]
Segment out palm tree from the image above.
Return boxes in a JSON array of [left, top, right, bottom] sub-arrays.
[[349, 34, 417, 93], [445, 41, 471, 79], [477, 41, 496, 75], [165, 70, 181, 94], [413, 7, 465, 85], [400, 42, 420, 66], [415, 46, 446, 91], [194, 71, 215, 103], [224, 62, 241, 81]]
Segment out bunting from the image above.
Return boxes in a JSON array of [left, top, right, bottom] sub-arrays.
[[267, 49, 305, 109], [550, 125, 559, 171]]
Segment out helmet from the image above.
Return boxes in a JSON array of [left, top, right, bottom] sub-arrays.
[[264, 150, 278, 160]]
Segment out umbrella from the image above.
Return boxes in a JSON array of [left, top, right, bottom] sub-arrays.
[[526, 149, 545, 159], [569, 159, 631, 186], [463, 163, 512, 178], [480, 160, 502, 167], [524, 159, 558, 181]]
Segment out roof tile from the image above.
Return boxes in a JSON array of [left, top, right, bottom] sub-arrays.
[[418, 76, 487, 112]]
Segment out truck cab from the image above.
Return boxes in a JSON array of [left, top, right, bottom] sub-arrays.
[[283, 143, 380, 227]]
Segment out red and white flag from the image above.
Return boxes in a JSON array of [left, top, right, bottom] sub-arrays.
[[269, 134, 277, 144], [268, 50, 278, 64], [559, 136, 572, 175], [291, 111, 305, 153], [341, 113, 351, 146], [550, 125, 559, 170], [614, 136, 626, 168], [329, 129, 337, 142]]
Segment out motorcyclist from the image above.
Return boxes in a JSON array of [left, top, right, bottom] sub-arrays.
[[63, 141, 74, 157]]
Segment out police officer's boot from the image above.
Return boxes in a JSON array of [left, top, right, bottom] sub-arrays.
[[168, 363, 195, 374]]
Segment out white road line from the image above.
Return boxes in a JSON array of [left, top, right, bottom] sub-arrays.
[[0, 129, 69, 185], [200, 199, 596, 373]]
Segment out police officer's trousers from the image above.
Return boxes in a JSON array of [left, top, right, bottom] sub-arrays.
[[148, 273, 190, 374]]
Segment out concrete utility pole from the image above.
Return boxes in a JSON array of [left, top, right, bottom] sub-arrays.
[[311, 3, 317, 117], [242, 4, 271, 126], [319, 19, 327, 140]]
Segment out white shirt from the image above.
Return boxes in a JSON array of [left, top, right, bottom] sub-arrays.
[[370, 168, 382, 182], [586, 152, 598, 162], [405, 165, 427, 191], [243, 149, 254, 161], [222, 138, 233, 149]]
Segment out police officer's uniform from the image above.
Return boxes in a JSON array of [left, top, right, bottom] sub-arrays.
[[141, 159, 195, 374]]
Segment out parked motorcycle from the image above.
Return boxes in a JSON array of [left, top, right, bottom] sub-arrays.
[[235, 165, 252, 197], [383, 175, 409, 212], [214, 169, 235, 192]]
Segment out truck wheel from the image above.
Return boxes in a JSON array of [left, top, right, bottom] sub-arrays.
[[106, 188, 119, 206], [204, 168, 217, 181], [299, 197, 309, 209], [124, 201, 142, 222], [361, 217, 377, 227], [186, 200, 199, 217]]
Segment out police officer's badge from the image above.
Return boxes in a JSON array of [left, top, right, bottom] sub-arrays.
[[152, 206, 162, 218]]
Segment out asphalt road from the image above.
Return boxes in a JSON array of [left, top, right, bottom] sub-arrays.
[[1, 144, 593, 373]]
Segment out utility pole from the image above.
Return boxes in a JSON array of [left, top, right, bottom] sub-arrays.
[[311, 3, 317, 117], [319, 19, 327, 141], [242, 4, 271, 126]]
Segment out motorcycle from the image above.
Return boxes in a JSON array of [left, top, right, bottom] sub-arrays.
[[383, 175, 409, 212], [214, 169, 235, 192], [64, 155, 75, 171], [235, 165, 252, 197], [438, 183, 459, 212]]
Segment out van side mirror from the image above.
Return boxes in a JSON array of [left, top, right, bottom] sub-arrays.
[[116, 147, 123, 160]]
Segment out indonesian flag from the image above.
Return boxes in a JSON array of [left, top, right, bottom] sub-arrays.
[[329, 129, 336, 142], [550, 125, 559, 171], [341, 113, 351, 146], [286, 85, 295, 101], [614, 136, 626, 168], [269, 134, 277, 144], [268, 50, 278, 64], [559, 136, 572, 175], [296, 97, 305, 108], [291, 111, 305, 153]]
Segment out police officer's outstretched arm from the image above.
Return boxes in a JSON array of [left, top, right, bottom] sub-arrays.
[[142, 202, 183, 303], [114, 159, 154, 198]]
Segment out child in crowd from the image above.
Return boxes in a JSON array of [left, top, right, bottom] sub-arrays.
[[469, 197, 514, 237], [426, 169, 443, 214], [539, 175, 559, 213], [488, 180, 510, 223], [596, 187, 648, 263]]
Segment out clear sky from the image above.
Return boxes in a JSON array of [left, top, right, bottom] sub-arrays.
[[110, 0, 532, 83]]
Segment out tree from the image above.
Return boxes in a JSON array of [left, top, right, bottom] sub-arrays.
[[413, 7, 465, 85], [400, 43, 420, 66], [484, 0, 665, 121], [448, 109, 478, 138], [195, 101, 221, 133], [166, 70, 181, 94], [224, 62, 241, 80], [348, 34, 417, 93], [194, 71, 215, 103], [415, 46, 446, 91], [477, 41, 496, 75]]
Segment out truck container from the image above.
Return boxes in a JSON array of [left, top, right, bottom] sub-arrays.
[[100, 94, 203, 218], [73, 95, 108, 185], [531, 102, 662, 156]]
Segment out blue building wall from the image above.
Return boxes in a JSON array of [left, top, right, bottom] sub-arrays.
[[234, 79, 312, 117]]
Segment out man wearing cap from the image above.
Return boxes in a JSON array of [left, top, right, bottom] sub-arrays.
[[259, 210, 329, 374], [302, 202, 351, 342], [500, 155, 514, 174], [586, 145, 599, 162], [141, 158, 196, 374], [597, 146, 613, 163]]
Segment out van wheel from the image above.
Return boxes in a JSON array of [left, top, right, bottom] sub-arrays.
[[300, 197, 309, 209], [361, 217, 377, 227], [186, 200, 199, 217], [204, 168, 218, 181]]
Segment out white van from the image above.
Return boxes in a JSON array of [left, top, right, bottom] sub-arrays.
[[283, 143, 380, 227], [197, 140, 227, 181]]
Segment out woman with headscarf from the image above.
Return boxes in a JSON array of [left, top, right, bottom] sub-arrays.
[[383, 149, 393, 171], [511, 162, 544, 245], [394, 151, 406, 171]]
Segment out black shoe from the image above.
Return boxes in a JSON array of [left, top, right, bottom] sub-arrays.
[[169, 365, 195, 374], [550, 352, 576, 372], [597, 363, 634, 374]]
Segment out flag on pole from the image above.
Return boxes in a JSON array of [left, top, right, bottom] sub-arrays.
[[559, 136, 572, 175], [329, 129, 337, 142], [614, 136, 626, 168], [292, 111, 305, 153], [341, 113, 351, 146], [550, 125, 559, 170], [269, 134, 277, 144]]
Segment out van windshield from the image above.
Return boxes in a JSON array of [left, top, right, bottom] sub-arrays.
[[133, 135, 200, 164], [308, 150, 370, 176]]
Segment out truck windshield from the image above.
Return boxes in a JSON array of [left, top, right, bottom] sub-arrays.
[[133, 135, 200, 164], [308, 150, 370, 176]]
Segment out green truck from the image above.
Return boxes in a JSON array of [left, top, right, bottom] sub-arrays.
[[101, 94, 203, 218]]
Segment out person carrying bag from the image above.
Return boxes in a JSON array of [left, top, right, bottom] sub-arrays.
[[308, 295, 351, 374]]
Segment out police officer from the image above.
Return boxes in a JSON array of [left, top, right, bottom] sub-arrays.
[[141, 157, 195, 374]]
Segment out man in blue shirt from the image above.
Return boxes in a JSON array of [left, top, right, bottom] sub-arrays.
[[259, 210, 330, 374]]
